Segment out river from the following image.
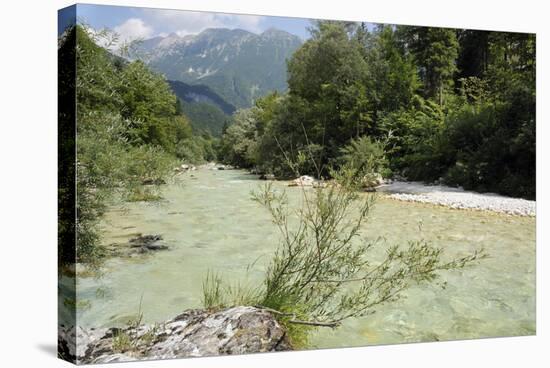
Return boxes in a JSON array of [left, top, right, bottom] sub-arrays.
[[73, 168, 535, 349]]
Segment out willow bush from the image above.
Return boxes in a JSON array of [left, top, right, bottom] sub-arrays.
[[203, 164, 485, 345]]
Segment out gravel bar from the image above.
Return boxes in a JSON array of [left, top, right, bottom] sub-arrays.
[[377, 181, 535, 217]]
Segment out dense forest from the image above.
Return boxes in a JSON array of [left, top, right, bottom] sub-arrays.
[[219, 22, 535, 199]]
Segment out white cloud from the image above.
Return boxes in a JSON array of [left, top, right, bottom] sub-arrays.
[[109, 10, 266, 44], [113, 18, 154, 43], [143, 9, 264, 37], [217, 13, 263, 32]]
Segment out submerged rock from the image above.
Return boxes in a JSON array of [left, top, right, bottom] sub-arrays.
[[108, 234, 169, 257], [60, 306, 291, 364], [128, 234, 167, 250], [142, 178, 166, 185]]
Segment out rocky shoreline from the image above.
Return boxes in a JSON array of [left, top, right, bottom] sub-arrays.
[[261, 172, 535, 217], [59, 306, 291, 364], [376, 181, 535, 217], [191, 163, 535, 216]]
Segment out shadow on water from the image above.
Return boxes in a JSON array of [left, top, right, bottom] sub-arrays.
[[223, 172, 261, 181]]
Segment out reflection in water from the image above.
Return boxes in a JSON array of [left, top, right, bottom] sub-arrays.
[[76, 169, 535, 348]]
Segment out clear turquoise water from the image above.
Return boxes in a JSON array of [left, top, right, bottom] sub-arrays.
[[75, 168, 536, 348]]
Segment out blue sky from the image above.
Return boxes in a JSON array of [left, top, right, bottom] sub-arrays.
[[65, 4, 317, 40]]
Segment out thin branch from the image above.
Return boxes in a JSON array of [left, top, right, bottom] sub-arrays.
[[255, 306, 340, 328]]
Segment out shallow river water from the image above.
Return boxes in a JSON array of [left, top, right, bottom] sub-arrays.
[[75, 169, 535, 349]]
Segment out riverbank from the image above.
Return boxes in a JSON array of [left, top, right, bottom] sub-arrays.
[[376, 181, 535, 217]]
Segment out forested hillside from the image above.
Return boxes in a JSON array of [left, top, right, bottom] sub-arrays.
[[168, 80, 235, 136], [220, 22, 535, 199]]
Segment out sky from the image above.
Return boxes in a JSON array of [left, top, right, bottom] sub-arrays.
[[60, 4, 318, 41]]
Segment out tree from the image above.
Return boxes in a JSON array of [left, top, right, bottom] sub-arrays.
[[218, 109, 259, 168], [456, 29, 490, 81], [365, 25, 420, 116], [287, 21, 372, 153], [397, 26, 459, 105], [217, 22, 535, 198], [66, 24, 215, 265]]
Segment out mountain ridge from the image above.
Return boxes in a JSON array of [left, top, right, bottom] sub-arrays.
[[129, 27, 303, 108]]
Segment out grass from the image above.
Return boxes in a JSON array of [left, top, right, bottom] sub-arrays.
[[201, 271, 225, 309], [112, 330, 132, 353], [110, 296, 160, 354], [201, 270, 313, 348], [202, 271, 263, 310]]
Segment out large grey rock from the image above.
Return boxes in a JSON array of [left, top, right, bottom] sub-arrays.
[[60, 306, 291, 364], [288, 175, 316, 187]]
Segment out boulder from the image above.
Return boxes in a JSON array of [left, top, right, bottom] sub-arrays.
[[288, 175, 315, 187], [59, 306, 291, 364], [361, 173, 385, 190]]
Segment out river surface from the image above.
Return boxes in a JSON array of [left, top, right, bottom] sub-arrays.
[[74, 168, 535, 348]]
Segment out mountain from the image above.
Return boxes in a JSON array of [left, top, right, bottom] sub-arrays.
[[180, 100, 232, 137], [130, 28, 303, 109], [168, 80, 236, 115], [168, 80, 235, 136]]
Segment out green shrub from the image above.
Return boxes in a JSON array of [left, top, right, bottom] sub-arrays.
[[338, 136, 389, 187], [202, 165, 485, 347]]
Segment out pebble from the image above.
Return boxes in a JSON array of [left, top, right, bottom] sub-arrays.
[[377, 181, 535, 217]]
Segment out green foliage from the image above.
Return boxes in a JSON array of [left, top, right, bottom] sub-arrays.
[[379, 98, 449, 180], [202, 271, 262, 310], [65, 24, 216, 266], [180, 100, 233, 137], [287, 22, 373, 149], [176, 134, 218, 164], [202, 272, 225, 309], [396, 26, 459, 105], [219, 23, 534, 198], [218, 108, 260, 168], [251, 176, 483, 327], [112, 331, 133, 353], [442, 100, 535, 197], [119, 61, 177, 129], [339, 136, 389, 187], [365, 25, 420, 114]]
